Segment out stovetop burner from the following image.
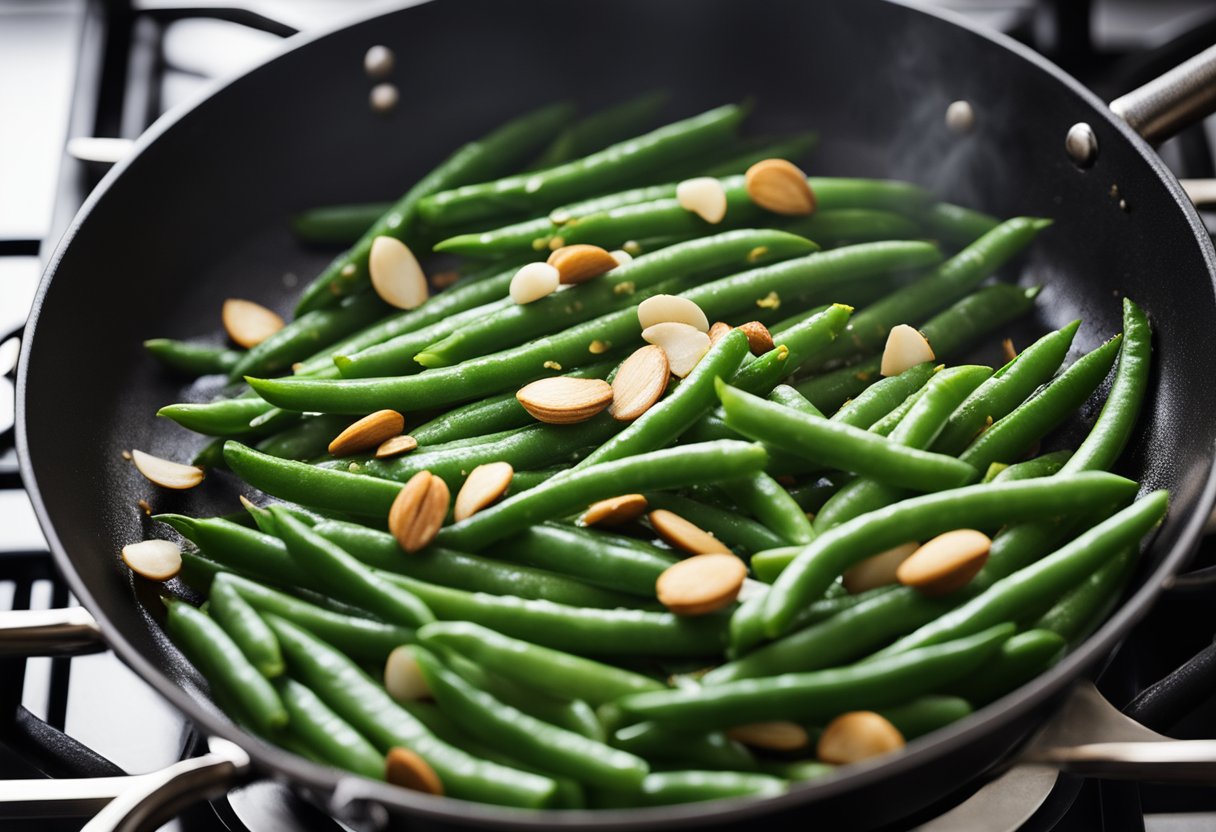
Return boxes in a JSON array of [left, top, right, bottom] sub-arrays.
[[4, 1, 1216, 830]]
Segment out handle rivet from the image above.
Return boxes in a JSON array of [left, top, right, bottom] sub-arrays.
[[946, 100, 975, 134], [1066, 123, 1099, 168]]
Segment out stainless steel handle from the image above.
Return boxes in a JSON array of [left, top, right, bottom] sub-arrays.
[[1027, 739, 1216, 781], [0, 606, 105, 656], [1110, 44, 1216, 144]]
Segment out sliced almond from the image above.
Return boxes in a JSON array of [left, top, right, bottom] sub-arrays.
[[744, 159, 816, 216], [131, 449, 204, 490], [609, 345, 670, 421], [386, 746, 443, 796], [328, 410, 405, 456], [516, 376, 613, 424], [384, 645, 430, 702], [708, 321, 733, 346], [727, 722, 810, 751], [656, 551, 747, 615], [582, 494, 649, 527], [736, 321, 775, 355], [650, 510, 732, 556], [376, 434, 419, 459], [637, 294, 710, 332], [547, 244, 619, 285], [121, 539, 182, 581], [454, 462, 514, 521], [842, 542, 919, 594], [369, 237, 429, 310], [642, 322, 711, 378], [509, 262, 560, 304], [222, 299, 284, 349], [388, 471, 450, 553], [817, 711, 905, 765], [1002, 337, 1018, 363], [676, 176, 728, 224], [880, 324, 935, 377], [896, 529, 991, 596], [609, 249, 633, 266]]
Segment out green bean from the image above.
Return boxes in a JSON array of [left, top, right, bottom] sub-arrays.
[[932, 322, 1080, 455], [248, 241, 942, 415], [830, 362, 936, 427], [948, 630, 1065, 705], [923, 202, 1001, 248], [276, 677, 384, 779], [421, 231, 812, 369], [412, 645, 649, 789], [165, 599, 287, 734], [757, 759, 835, 782], [380, 573, 727, 657], [645, 493, 785, 554], [439, 440, 767, 550], [310, 519, 641, 608], [208, 573, 283, 677], [991, 449, 1073, 483], [802, 217, 1049, 372], [224, 442, 402, 516], [254, 414, 350, 461], [158, 513, 298, 578], [798, 283, 1040, 413], [531, 92, 669, 169], [493, 524, 677, 597], [767, 384, 823, 417], [959, 336, 1123, 473], [618, 624, 1013, 731], [718, 380, 977, 492], [145, 339, 241, 376], [718, 472, 815, 545], [269, 507, 433, 629], [1033, 545, 1137, 646], [779, 208, 923, 246], [590, 770, 787, 807], [870, 491, 1167, 659], [753, 472, 1138, 639], [267, 615, 558, 806], [867, 385, 929, 438], [878, 695, 973, 740], [292, 202, 389, 246], [419, 104, 744, 229], [296, 102, 573, 313], [610, 722, 757, 772], [159, 396, 291, 438]]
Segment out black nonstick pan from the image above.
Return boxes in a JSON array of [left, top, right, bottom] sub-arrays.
[[9, 0, 1216, 829]]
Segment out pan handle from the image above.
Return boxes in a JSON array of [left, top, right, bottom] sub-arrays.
[[0, 737, 250, 829], [0, 606, 105, 656], [1110, 44, 1216, 144]]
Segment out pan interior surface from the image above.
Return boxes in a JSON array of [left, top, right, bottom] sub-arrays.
[[18, 0, 1216, 827]]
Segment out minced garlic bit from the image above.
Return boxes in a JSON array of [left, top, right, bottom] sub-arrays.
[[756, 291, 781, 310], [348, 462, 363, 473], [341, 263, 357, 278], [623, 240, 642, 255], [747, 246, 770, 263], [613, 281, 636, 296], [121, 450, 133, 460], [548, 237, 566, 251], [531, 238, 549, 251], [137, 499, 153, 515], [543, 360, 562, 370], [589, 340, 610, 355]]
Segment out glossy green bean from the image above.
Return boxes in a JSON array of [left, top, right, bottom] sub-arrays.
[[830, 362, 936, 427], [224, 442, 402, 516], [878, 695, 973, 740], [947, 630, 1065, 705], [159, 397, 290, 438], [696, 131, 819, 179], [1033, 545, 1138, 645], [610, 722, 757, 772], [292, 202, 389, 246], [645, 493, 785, 554], [209, 573, 284, 677], [923, 202, 1001, 248], [254, 414, 350, 461], [145, 339, 241, 376], [276, 677, 384, 779], [718, 472, 815, 545], [531, 92, 669, 169], [493, 524, 677, 597], [590, 770, 787, 807], [991, 449, 1073, 483]]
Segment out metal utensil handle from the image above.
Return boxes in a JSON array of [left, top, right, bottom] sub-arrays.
[[0, 606, 105, 656], [1032, 740, 1216, 782], [1110, 44, 1216, 144]]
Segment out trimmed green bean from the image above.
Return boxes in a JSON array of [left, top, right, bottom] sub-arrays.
[[1033, 545, 1138, 645], [878, 695, 973, 740], [590, 770, 786, 807], [254, 414, 350, 461], [292, 202, 388, 246], [493, 524, 677, 597], [718, 472, 815, 545], [276, 677, 384, 779], [531, 92, 669, 169], [209, 573, 283, 677], [991, 450, 1073, 483], [924, 202, 1001, 248], [948, 630, 1065, 705], [645, 493, 785, 554], [145, 339, 240, 376], [830, 362, 936, 427]]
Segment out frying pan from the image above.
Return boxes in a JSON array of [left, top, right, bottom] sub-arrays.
[[7, 0, 1216, 829]]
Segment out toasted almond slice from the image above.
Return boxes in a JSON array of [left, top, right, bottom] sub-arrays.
[[582, 494, 649, 527], [656, 552, 747, 615], [328, 410, 406, 456], [547, 244, 619, 285], [609, 249, 633, 266], [736, 321, 775, 355], [727, 721, 811, 751], [388, 471, 450, 553], [222, 299, 284, 349], [676, 176, 728, 224], [375, 434, 418, 459], [121, 539, 182, 581], [707, 321, 733, 346], [369, 237, 429, 309], [454, 462, 514, 521], [817, 711, 905, 765], [516, 376, 613, 424], [384, 645, 430, 702], [386, 747, 443, 795], [880, 324, 935, 377], [897, 529, 991, 596], [650, 510, 732, 556], [641, 322, 711, 378], [131, 449, 204, 490], [744, 159, 816, 216], [509, 262, 561, 304], [610, 345, 670, 421], [637, 294, 710, 332], [842, 542, 919, 594], [1002, 337, 1018, 363]]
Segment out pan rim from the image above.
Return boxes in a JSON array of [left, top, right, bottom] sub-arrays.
[[16, 0, 1216, 827]]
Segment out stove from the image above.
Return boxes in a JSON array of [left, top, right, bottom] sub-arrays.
[[2, 1, 1216, 830]]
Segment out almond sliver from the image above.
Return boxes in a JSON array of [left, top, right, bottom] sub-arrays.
[[131, 449, 204, 490], [454, 462, 514, 521], [222, 299, 284, 349], [655, 551, 746, 616], [609, 345, 670, 421], [637, 294, 709, 332], [547, 244, 619, 285], [370, 236, 429, 310], [896, 529, 991, 596], [818, 712, 905, 765], [641, 322, 711, 378], [384, 645, 430, 702], [516, 376, 613, 424], [880, 324, 935, 377], [121, 539, 182, 581], [328, 410, 405, 456], [744, 158, 816, 216], [676, 177, 728, 224], [509, 262, 560, 304]]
